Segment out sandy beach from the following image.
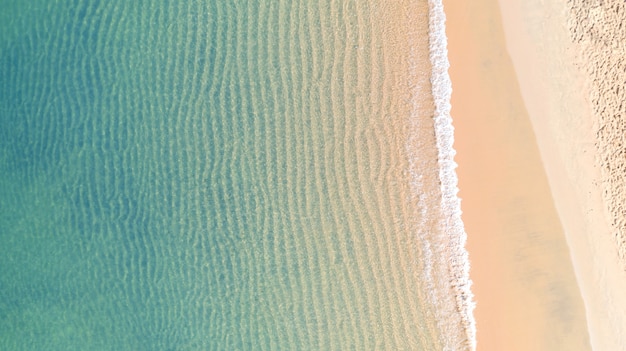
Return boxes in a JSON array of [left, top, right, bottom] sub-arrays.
[[496, 1, 626, 350], [443, 0, 594, 350], [5, 0, 624, 349]]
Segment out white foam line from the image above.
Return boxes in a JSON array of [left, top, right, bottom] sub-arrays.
[[428, 0, 477, 349]]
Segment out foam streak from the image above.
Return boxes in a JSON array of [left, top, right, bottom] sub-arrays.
[[428, 1, 476, 349]]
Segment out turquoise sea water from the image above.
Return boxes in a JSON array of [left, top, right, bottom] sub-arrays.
[[0, 1, 473, 350]]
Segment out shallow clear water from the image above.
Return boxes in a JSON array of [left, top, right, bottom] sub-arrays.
[[0, 1, 472, 349]]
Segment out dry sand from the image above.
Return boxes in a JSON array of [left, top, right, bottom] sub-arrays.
[[495, 1, 626, 350], [442, 0, 594, 350]]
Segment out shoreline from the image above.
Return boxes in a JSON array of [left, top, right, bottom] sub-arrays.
[[442, 1, 592, 350], [380, 1, 476, 348], [427, 0, 476, 347]]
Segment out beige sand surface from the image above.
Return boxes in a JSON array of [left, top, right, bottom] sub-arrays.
[[496, 1, 626, 350], [442, 1, 592, 350]]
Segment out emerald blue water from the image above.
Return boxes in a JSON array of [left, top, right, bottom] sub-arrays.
[[1, 2, 280, 349], [0, 1, 460, 350]]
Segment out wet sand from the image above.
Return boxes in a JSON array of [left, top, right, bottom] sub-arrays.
[[443, 1, 592, 350]]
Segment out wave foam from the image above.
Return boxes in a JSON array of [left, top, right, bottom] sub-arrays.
[[428, 1, 477, 349], [404, 1, 478, 349]]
